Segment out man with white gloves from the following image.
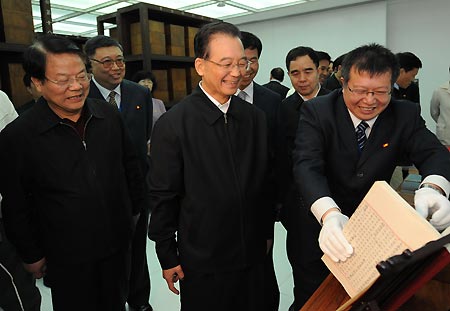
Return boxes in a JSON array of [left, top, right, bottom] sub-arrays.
[[291, 43, 450, 309]]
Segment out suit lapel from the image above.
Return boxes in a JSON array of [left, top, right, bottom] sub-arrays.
[[119, 81, 128, 114], [335, 95, 360, 157]]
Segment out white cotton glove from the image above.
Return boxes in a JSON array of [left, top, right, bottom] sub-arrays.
[[414, 187, 450, 231], [318, 211, 353, 262]]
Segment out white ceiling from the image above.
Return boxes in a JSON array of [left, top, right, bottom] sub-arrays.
[[31, 0, 376, 37]]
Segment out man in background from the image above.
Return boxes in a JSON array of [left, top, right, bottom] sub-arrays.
[[392, 52, 422, 179], [277, 46, 330, 311], [263, 67, 290, 98], [323, 53, 346, 91], [85, 35, 154, 311], [16, 74, 41, 115], [0, 90, 41, 311], [430, 66, 450, 148], [392, 51, 422, 104], [238, 30, 281, 311], [316, 51, 332, 85]]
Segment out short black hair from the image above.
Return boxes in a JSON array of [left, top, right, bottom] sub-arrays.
[[84, 35, 123, 58], [23, 73, 32, 88], [270, 67, 284, 82], [194, 21, 241, 59], [131, 70, 158, 91], [341, 43, 400, 85], [316, 51, 331, 62], [333, 53, 347, 71], [285, 46, 319, 71], [240, 31, 262, 57], [396, 52, 422, 72], [23, 33, 85, 82]]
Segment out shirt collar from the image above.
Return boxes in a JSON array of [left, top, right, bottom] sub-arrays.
[[236, 81, 254, 104], [92, 76, 121, 101], [199, 81, 231, 113], [347, 109, 377, 136], [298, 84, 321, 101]]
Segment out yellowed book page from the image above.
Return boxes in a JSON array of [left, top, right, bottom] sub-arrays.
[[323, 181, 440, 298]]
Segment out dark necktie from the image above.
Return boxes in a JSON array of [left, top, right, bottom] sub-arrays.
[[356, 121, 369, 151], [108, 91, 117, 107]]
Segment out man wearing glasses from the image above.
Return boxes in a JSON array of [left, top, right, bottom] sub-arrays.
[[85, 35, 154, 311], [148, 22, 271, 310], [0, 34, 145, 310], [292, 43, 450, 308]]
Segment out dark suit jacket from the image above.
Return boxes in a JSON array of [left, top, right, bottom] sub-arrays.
[[148, 87, 271, 273], [88, 79, 153, 175], [262, 80, 290, 99], [250, 83, 282, 228], [392, 81, 420, 104], [277, 88, 330, 229], [322, 74, 341, 91], [252, 83, 281, 158], [292, 89, 450, 264]]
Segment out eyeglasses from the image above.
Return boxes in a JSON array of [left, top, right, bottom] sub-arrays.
[[90, 57, 126, 69], [45, 73, 91, 88], [205, 59, 251, 72], [347, 85, 391, 97]]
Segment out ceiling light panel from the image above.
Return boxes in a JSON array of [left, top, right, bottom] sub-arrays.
[[138, 0, 209, 9], [187, 3, 248, 19], [49, 0, 113, 10], [234, 0, 303, 10]]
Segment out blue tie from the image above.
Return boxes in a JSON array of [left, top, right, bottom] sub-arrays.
[[356, 121, 369, 151]]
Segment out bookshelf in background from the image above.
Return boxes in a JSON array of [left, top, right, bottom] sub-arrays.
[[97, 3, 217, 108], [0, 0, 34, 107]]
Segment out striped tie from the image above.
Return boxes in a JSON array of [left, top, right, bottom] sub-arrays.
[[108, 91, 117, 107], [238, 90, 247, 101], [356, 121, 369, 151]]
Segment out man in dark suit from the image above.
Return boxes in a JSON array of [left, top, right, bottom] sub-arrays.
[[322, 53, 346, 91], [276, 46, 329, 311], [316, 51, 332, 85], [85, 35, 153, 311], [392, 52, 422, 179], [238, 31, 281, 311], [0, 34, 145, 311], [293, 43, 450, 308], [392, 51, 422, 104], [263, 67, 290, 99]]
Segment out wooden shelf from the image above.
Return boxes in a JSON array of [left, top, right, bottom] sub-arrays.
[[97, 3, 218, 107]]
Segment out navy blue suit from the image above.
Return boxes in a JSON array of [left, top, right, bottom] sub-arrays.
[[88, 79, 153, 307]]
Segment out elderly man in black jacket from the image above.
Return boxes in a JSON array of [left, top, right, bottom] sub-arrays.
[[148, 22, 271, 311], [0, 34, 145, 311]]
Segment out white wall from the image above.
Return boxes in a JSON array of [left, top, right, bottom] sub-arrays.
[[387, 0, 450, 128], [232, 0, 450, 131], [234, 1, 387, 87]]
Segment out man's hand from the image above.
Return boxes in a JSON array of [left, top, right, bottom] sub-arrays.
[[163, 265, 185, 295], [415, 187, 450, 231], [318, 211, 353, 262], [24, 257, 46, 279]]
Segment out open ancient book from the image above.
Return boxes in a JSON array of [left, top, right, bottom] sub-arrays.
[[322, 181, 443, 299]]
